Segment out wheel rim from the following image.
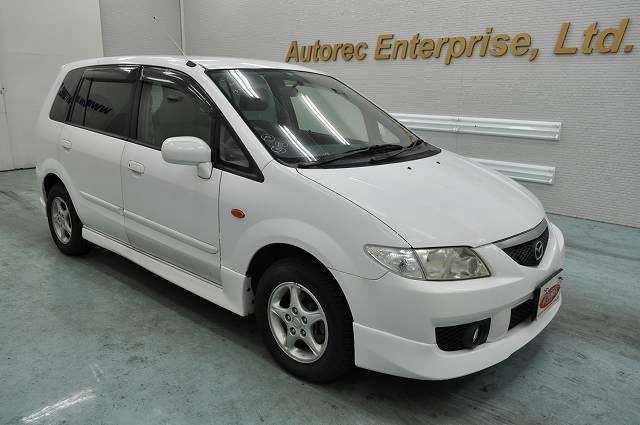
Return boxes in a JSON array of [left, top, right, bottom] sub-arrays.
[[268, 282, 328, 363], [51, 197, 72, 244]]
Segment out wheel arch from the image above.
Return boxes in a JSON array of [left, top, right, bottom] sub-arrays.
[[246, 243, 332, 294], [42, 172, 65, 201], [245, 242, 357, 323], [38, 158, 76, 203]]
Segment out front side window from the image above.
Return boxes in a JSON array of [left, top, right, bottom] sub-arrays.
[[208, 69, 439, 167], [218, 121, 250, 169], [136, 67, 214, 149], [70, 66, 137, 138]]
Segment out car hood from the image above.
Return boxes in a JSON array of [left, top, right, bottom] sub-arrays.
[[297, 150, 545, 248]]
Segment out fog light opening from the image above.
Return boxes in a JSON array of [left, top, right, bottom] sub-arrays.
[[461, 320, 490, 349], [462, 324, 480, 348], [472, 326, 480, 344], [435, 318, 491, 351]]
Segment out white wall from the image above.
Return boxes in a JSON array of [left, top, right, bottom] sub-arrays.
[[99, 0, 183, 56], [181, 0, 640, 227], [0, 73, 13, 170], [0, 0, 103, 170]]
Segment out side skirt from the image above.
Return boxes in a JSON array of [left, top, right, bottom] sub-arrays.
[[83, 227, 254, 316]]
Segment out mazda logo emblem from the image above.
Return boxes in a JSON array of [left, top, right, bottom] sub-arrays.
[[534, 240, 545, 261]]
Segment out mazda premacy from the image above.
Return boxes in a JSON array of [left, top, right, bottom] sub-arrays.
[[36, 56, 564, 382]]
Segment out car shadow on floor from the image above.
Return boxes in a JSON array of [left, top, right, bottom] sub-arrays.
[[81, 244, 548, 422], [84, 246, 265, 353]]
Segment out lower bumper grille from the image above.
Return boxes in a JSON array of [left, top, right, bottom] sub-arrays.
[[435, 318, 491, 351], [509, 298, 536, 330]]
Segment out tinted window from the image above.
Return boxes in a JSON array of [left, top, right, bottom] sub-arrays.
[[85, 81, 135, 137], [136, 69, 213, 149], [70, 66, 137, 138], [49, 68, 83, 122], [218, 121, 250, 169], [70, 78, 90, 126]]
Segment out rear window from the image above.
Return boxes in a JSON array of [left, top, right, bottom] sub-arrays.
[[49, 68, 83, 122], [69, 66, 138, 138]]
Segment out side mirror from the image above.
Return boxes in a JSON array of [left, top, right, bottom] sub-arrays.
[[161, 136, 213, 179]]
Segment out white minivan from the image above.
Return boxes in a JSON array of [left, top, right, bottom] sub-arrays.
[[36, 56, 564, 382]]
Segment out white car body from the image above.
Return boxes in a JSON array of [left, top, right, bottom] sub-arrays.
[[35, 56, 564, 380]]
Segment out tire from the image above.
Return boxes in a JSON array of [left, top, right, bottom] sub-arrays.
[[256, 257, 354, 383], [46, 184, 92, 256]]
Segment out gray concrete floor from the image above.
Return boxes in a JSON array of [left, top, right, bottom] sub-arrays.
[[0, 168, 638, 425]]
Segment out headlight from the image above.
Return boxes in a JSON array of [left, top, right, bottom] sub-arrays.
[[415, 247, 490, 280], [365, 245, 490, 281], [364, 245, 424, 280]]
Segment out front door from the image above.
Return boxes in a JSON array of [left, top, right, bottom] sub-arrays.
[[121, 66, 221, 283]]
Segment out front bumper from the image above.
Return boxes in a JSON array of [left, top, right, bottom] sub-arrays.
[[333, 221, 565, 380], [353, 296, 560, 380]]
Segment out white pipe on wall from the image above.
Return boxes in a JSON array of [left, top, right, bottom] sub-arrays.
[[392, 113, 562, 141], [470, 158, 556, 185]]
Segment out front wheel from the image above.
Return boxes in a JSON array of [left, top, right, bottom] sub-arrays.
[[256, 257, 354, 383]]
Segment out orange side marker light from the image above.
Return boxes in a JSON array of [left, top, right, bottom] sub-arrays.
[[231, 209, 245, 219]]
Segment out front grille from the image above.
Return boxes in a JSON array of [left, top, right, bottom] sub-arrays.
[[509, 299, 535, 330], [435, 318, 491, 351], [503, 226, 549, 267]]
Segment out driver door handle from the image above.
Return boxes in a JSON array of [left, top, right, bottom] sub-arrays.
[[128, 160, 145, 174], [60, 139, 72, 150]]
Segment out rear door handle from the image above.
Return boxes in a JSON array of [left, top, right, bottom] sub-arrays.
[[60, 139, 72, 150], [128, 160, 145, 174]]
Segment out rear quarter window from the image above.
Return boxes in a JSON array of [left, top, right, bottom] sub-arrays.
[[49, 68, 84, 122]]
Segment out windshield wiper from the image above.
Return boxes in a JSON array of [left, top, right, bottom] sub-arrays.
[[368, 139, 425, 163], [297, 144, 403, 168]]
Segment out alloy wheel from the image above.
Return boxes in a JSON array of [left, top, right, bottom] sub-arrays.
[[267, 282, 328, 363], [51, 197, 72, 244]]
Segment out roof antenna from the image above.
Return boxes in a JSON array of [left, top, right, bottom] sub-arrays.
[[152, 15, 197, 68]]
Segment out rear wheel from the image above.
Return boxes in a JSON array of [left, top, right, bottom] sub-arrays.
[[256, 257, 354, 383], [46, 184, 92, 255]]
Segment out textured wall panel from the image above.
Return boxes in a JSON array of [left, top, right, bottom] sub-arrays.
[[184, 0, 640, 227], [0, 0, 103, 169], [100, 0, 182, 56]]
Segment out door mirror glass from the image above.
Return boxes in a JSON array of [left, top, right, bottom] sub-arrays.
[[161, 136, 212, 178]]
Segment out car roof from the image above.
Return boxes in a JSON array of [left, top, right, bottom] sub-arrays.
[[62, 55, 323, 74]]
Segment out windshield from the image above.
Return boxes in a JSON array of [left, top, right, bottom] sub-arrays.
[[208, 69, 439, 166]]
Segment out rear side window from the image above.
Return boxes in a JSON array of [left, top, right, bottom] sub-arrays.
[[70, 78, 90, 126], [70, 66, 138, 138], [49, 68, 83, 122]]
